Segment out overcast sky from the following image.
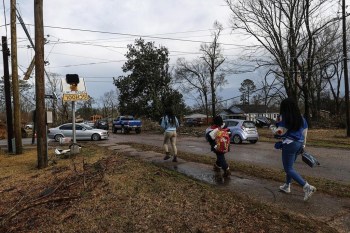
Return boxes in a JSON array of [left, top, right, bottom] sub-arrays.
[[0, 0, 262, 106]]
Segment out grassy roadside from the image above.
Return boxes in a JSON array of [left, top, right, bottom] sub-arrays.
[[176, 126, 350, 149], [129, 143, 350, 199], [0, 144, 337, 232], [257, 128, 350, 149]]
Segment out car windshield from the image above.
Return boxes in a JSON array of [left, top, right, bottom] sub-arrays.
[[224, 121, 238, 127], [243, 121, 256, 128]]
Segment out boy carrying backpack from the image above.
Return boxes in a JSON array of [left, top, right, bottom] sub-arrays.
[[206, 115, 231, 177]]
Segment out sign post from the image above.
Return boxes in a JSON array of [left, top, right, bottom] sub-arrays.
[[62, 74, 89, 154]]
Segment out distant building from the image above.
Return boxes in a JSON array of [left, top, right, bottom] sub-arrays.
[[183, 113, 211, 124], [90, 114, 102, 122], [218, 104, 279, 121]]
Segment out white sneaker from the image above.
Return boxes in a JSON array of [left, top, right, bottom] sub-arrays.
[[279, 183, 291, 193], [303, 183, 316, 201]]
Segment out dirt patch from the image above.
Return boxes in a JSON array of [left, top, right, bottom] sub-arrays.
[[0, 143, 338, 232]]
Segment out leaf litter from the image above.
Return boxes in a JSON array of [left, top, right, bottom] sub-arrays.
[[0, 143, 337, 233]]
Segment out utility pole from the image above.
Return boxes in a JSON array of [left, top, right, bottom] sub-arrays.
[[342, 0, 350, 137], [11, 0, 22, 154], [35, 0, 48, 168], [2, 36, 14, 153]]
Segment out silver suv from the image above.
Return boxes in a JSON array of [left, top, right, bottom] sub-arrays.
[[224, 119, 259, 144]]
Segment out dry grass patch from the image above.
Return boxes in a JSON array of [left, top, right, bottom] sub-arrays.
[[258, 128, 350, 149], [0, 143, 338, 232], [129, 143, 350, 199]]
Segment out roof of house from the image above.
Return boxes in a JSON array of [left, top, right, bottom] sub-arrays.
[[222, 105, 279, 115], [184, 113, 207, 119]]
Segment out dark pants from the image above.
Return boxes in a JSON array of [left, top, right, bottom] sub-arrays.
[[215, 152, 228, 170], [207, 131, 229, 170]]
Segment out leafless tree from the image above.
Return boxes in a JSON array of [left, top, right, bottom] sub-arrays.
[[225, 0, 338, 126], [45, 72, 61, 124], [200, 21, 226, 117], [98, 90, 119, 119], [175, 58, 211, 118], [255, 70, 286, 106]]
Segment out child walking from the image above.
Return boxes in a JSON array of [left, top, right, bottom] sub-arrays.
[[160, 108, 180, 162], [272, 98, 316, 201], [206, 115, 231, 177]]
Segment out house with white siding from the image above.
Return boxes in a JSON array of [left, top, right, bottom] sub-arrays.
[[218, 105, 279, 122]]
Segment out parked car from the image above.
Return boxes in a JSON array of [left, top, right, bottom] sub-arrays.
[[25, 123, 33, 129], [48, 123, 109, 141], [112, 116, 142, 134], [205, 119, 259, 144], [184, 118, 203, 127], [83, 121, 95, 128], [255, 117, 275, 128], [94, 119, 109, 130]]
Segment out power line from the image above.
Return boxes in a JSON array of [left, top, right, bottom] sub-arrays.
[[49, 59, 125, 68], [26, 24, 251, 47]]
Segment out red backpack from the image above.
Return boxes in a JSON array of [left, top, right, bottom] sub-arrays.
[[215, 128, 230, 153]]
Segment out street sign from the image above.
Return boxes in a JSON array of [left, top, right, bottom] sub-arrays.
[[61, 77, 89, 102], [62, 93, 90, 102]]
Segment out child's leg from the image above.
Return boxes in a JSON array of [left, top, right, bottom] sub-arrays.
[[216, 152, 228, 171], [163, 132, 170, 153], [170, 132, 177, 156], [163, 132, 172, 160]]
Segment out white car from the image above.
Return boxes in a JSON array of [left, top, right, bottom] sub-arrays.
[[205, 119, 259, 144], [48, 123, 109, 141], [25, 124, 33, 129]]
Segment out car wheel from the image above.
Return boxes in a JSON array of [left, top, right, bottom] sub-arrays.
[[135, 128, 141, 134], [54, 134, 63, 142], [232, 135, 242, 144], [249, 140, 258, 144], [91, 133, 100, 141]]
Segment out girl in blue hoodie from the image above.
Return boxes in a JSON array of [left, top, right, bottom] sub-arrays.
[[271, 98, 316, 201]]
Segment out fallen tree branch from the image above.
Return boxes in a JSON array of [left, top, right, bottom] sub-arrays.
[[1, 196, 79, 227]]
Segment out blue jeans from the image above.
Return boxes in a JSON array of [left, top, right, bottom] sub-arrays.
[[216, 152, 228, 170], [281, 141, 306, 186]]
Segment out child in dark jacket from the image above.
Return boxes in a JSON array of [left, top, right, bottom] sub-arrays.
[[206, 115, 231, 177]]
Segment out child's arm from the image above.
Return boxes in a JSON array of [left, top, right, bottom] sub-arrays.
[[270, 116, 288, 138], [206, 130, 216, 151], [209, 128, 218, 140]]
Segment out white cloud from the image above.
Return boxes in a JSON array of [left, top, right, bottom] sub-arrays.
[[0, 0, 257, 105]]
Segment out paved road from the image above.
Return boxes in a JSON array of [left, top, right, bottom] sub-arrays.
[[1, 133, 349, 184], [107, 132, 350, 184]]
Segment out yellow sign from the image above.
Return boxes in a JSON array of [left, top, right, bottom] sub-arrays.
[[63, 93, 90, 102]]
